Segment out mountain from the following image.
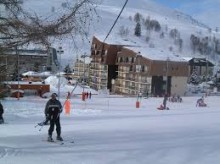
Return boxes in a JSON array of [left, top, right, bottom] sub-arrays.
[[22, 0, 220, 70]]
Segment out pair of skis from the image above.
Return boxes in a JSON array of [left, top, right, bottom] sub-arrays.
[[43, 139, 74, 145]]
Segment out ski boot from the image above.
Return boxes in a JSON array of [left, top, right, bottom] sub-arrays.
[[56, 136, 63, 141], [47, 135, 54, 142]]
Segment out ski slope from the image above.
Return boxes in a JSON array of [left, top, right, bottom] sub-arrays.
[[0, 93, 220, 164]]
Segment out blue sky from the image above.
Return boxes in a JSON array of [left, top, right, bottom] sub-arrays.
[[154, 0, 220, 29], [154, 0, 191, 9]]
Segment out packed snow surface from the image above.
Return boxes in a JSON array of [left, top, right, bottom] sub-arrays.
[[0, 90, 220, 164]]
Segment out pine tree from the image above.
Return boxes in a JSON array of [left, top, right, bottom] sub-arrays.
[[134, 12, 141, 23], [189, 68, 200, 85], [134, 22, 141, 37], [64, 64, 72, 74]]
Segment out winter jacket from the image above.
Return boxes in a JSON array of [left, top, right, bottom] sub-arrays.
[[0, 103, 4, 116], [44, 99, 62, 119]]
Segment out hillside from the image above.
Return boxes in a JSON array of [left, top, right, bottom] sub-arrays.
[[22, 0, 220, 70]]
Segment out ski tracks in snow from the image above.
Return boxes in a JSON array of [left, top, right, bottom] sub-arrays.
[[0, 146, 21, 159]]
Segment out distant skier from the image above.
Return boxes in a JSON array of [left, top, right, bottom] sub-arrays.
[[146, 90, 149, 98], [44, 93, 63, 142], [0, 101, 4, 124], [163, 94, 168, 109], [157, 94, 169, 110], [196, 96, 207, 107], [89, 91, 92, 99]]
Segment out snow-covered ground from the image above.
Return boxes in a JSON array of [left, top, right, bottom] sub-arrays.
[[1, 81, 220, 164]]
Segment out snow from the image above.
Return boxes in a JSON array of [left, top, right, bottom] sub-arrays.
[[1, 76, 220, 164], [22, 71, 38, 76], [20, 0, 220, 67], [1, 1, 220, 163], [126, 46, 187, 61]]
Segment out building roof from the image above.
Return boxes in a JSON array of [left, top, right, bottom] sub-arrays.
[[188, 58, 214, 67], [124, 46, 187, 62]]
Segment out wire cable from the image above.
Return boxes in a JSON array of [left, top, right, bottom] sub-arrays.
[[103, 0, 128, 43]]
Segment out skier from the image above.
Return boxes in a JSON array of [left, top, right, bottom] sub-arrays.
[[44, 93, 63, 142], [89, 91, 92, 99], [0, 101, 4, 124], [196, 96, 206, 107], [163, 94, 168, 109]]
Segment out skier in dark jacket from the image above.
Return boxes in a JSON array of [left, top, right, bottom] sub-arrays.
[[163, 94, 168, 110], [0, 102, 4, 124], [44, 93, 63, 142]]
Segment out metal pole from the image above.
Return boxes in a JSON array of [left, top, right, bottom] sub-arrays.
[[81, 53, 88, 93], [166, 57, 169, 95], [16, 46, 20, 100], [58, 52, 61, 100], [83, 55, 85, 93], [57, 46, 64, 100], [206, 57, 208, 83], [136, 52, 141, 95]]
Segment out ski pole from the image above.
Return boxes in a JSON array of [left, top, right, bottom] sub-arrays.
[[39, 125, 44, 131]]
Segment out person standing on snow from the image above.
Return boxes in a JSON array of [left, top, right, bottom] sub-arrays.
[[0, 101, 4, 124], [44, 93, 63, 142], [163, 94, 168, 110], [89, 91, 92, 99]]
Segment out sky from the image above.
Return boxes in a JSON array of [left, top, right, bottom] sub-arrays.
[[154, 0, 220, 29], [1, 75, 220, 164]]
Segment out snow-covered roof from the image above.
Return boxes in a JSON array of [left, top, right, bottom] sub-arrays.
[[22, 71, 38, 76], [38, 71, 52, 77], [22, 71, 52, 77], [182, 57, 193, 62], [125, 46, 188, 62]]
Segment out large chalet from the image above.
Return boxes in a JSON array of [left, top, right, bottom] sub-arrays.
[[89, 36, 189, 96]]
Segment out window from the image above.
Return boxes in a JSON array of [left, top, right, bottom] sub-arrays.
[[131, 57, 134, 63], [144, 66, 148, 72], [136, 65, 141, 72], [126, 57, 129, 62], [141, 66, 145, 72], [119, 57, 123, 62]]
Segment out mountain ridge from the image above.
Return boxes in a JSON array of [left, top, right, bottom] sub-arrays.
[[21, 0, 220, 68]]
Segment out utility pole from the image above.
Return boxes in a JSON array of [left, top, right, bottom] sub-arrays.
[[81, 54, 89, 92], [136, 52, 141, 95], [166, 57, 170, 95], [56, 46, 64, 100], [16, 46, 20, 100], [80, 53, 90, 101]]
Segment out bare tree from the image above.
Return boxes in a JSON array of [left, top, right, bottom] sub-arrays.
[[0, 0, 98, 48], [118, 25, 129, 37]]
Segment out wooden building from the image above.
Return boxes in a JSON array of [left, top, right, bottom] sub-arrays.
[[114, 47, 189, 96], [89, 36, 216, 96], [89, 36, 123, 90], [73, 58, 90, 83], [188, 57, 214, 76]]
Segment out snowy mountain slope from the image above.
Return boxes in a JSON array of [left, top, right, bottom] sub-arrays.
[[21, 0, 220, 67]]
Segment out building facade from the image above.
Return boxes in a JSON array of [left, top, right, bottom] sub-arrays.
[[114, 47, 189, 96], [89, 36, 123, 91], [73, 58, 90, 83], [0, 47, 58, 81], [89, 36, 189, 96]]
